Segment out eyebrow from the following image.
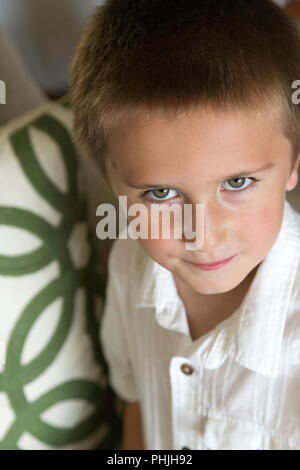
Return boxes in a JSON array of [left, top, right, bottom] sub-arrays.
[[123, 161, 276, 189]]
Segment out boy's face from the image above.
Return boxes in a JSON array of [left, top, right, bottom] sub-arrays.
[[104, 103, 300, 297]]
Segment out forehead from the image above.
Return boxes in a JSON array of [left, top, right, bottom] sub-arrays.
[[105, 102, 289, 182]]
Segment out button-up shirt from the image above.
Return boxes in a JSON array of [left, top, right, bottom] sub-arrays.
[[100, 199, 300, 450]]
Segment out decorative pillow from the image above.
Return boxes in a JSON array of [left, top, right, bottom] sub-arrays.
[[0, 96, 121, 449]]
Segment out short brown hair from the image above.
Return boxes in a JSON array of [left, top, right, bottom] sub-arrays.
[[69, 0, 300, 178]]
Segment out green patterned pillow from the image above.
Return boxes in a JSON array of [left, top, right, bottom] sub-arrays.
[[0, 96, 121, 449]]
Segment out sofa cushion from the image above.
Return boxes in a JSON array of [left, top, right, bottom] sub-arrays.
[[0, 96, 121, 449]]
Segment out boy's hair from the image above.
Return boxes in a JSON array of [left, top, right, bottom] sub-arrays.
[[69, 0, 300, 178]]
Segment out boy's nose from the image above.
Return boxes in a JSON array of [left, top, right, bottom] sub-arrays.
[[182, 201, 228, 252]]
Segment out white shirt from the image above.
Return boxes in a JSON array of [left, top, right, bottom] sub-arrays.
[[100, 199, 300, 450]]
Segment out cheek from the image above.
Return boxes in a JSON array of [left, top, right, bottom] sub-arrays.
[[237, 202, 284, 249]]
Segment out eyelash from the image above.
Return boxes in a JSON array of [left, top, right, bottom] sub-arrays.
[[141, 177, 258, 203]]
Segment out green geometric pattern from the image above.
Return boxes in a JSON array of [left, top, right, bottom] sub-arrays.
[[0, 97, 121, 449]]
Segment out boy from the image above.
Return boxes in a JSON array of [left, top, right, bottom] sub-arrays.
[[70, 0, 300, 450]]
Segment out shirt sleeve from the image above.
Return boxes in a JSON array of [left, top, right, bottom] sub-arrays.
[[99, 240, 139, 403]]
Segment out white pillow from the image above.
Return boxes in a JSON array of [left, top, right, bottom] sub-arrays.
[[0, 97, 121, 449]]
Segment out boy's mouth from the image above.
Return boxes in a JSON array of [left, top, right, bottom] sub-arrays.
[[187, 254, 236, 271]]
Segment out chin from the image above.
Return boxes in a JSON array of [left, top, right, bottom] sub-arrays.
[[191, 276, 242, 295], [188, 281, 228, 295]]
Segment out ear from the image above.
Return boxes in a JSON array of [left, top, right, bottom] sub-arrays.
[[286, 154, 300, 191]]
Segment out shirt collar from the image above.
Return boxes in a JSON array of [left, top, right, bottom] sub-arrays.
[[135, 199, 300, 378]]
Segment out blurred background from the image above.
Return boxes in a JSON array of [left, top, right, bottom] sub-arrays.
[[0, 0, 102, 99]]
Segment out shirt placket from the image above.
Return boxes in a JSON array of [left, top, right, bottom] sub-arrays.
[[170, 356, 201, 450]]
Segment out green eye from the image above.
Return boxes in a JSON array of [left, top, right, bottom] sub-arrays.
[[152, 189, 170, 199], [228, 178, 246, 189], [142, 188, 178, 202], [223, 177, 257, 192]]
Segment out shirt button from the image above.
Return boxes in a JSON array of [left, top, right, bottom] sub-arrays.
[[181, 363, 194, 375]]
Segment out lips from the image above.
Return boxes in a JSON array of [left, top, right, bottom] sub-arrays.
[[187, 255, 236, 270], [192, 256, 233, 265]]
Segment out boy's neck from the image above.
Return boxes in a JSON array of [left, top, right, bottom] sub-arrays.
[[173, 264, 260, 342]]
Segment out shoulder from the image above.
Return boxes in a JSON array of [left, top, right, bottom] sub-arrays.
[[286, 197, 300, 235], [286, 202, 300, 300], [286, 203, 300, 325], [287, 201, 300, 279], [107, 237, 150, 295], [109, 236, 148, 271]]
